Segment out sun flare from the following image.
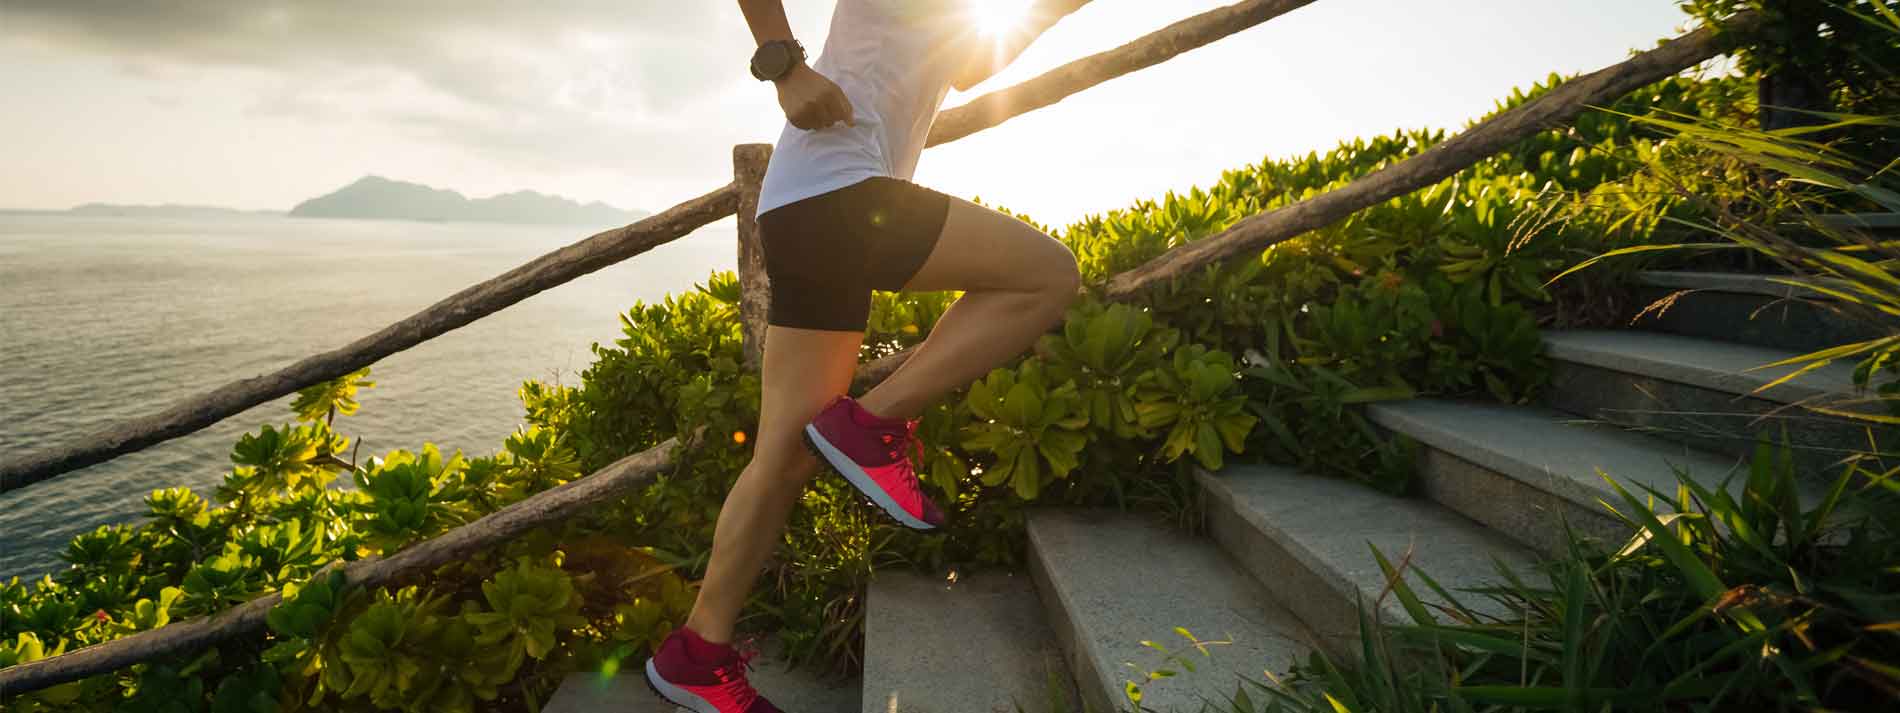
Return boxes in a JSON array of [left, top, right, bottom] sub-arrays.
[[969, 0, 1032, 37]]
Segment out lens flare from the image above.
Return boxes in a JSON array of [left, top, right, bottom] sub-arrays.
[[969, 0, 1031, 37]]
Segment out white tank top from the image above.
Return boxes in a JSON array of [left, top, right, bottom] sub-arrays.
[[756, 0, 971, 216]]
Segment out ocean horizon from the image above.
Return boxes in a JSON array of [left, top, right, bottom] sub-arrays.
[[0, 212, 735, 581]]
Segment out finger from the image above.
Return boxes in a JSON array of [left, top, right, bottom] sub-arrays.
[[782, 100, 810, 130], [793, 102, 819, 130], [831, 92, 855, 127], [812, 100, 840, 129]]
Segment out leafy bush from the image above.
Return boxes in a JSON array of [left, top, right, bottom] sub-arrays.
[[1, 373, 699, 712], [1, 67, 1758, 709], [1243, 440, 1900, 713]]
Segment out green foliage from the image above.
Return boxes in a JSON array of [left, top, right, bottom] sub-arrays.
[[466, 557, 589, 664], [349, 444, 468, 553], [1558, 96, 1900, 440], [1042, 302, 1181, 440], [961, 360, 1091, 499], [1684, 0, 1900, 118], [0, 66, 1775, 709], [221, 422, 348, 504], [1244, 441, 1900, 713], [0, 366, 697, 711], [1134, 346, 1256, 472], [291, 367, 375, 425]]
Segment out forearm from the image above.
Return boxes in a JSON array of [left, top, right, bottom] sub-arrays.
[[736, 0, 795, 45], [954, 0, 1091, 91]]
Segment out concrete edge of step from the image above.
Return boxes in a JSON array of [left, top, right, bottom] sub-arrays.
[[1194, 465, 1412, 625], [1026, 508, 1317, 713], [1635, 270, 1849, 299], [1365, 400, 1615, 515], [1540, 329, 1861, 407]]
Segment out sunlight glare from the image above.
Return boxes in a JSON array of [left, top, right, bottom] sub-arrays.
[[969, 0, 1031, 37]]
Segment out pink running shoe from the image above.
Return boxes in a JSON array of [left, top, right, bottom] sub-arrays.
[[644, 627, 781, 713], [803, 395, 946, 530]]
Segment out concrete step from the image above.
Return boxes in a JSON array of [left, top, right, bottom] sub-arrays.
[[1542, 329, 1887, 479], [1637, 270, 1851, 299], [544, 636, 860, 713], [1368, 399, 1744, 554], [1196, 464, 1537, 661], [863, 570, 1077, 713], [1027, 509, 1314, 713], [1628, 271, 1887, 361]]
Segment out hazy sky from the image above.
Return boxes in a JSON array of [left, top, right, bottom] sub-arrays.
[[0, 1, 1697, 227]]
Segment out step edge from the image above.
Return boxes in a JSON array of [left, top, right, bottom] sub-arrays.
[[1026, 513, 1122, 713], [1635, 270, 1846, 299], [862, 571, 1075, 713], [1195, 466, 1410, 626], [1367, 402, 1616, 514], [1026, 509, 1315, 713], [1541, 330, 1853, 406]]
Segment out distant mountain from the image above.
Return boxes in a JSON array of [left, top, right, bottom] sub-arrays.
[[67, 203, 276, 219], [289, 176, 648, 226]]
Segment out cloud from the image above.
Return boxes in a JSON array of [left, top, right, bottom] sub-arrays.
[[0, 1, 818, 185], [3, 1, 739, 110]]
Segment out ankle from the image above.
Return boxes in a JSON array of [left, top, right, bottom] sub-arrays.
[[680, 616, 733, 647], [852, 394, 911, 423], [677, 624, 736, 663]]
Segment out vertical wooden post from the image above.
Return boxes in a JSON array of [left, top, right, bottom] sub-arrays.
[[734, 143, 773, 369], [1755, 0, 1829, 133]]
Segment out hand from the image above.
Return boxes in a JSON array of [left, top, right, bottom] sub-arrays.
[[776, 64, 855, 130]]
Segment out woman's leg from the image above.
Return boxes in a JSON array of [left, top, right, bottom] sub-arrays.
[[856, 197, 1082, 420], [682, 325, 863, 644]]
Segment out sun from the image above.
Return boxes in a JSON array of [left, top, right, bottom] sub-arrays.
[[969, 0, 1032, 37]]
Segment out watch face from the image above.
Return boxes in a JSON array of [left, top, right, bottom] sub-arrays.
[[756, 43, 791, 80]]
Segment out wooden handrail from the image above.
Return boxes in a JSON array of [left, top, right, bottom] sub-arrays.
[[0, 436, 688, 695], [0, 7, 1757, 696], [0, 0, 1312, 492], [927, 0, 1318, 147], [863, 12, 1760, 389], [0, 184, 740, 494], [1102, 12, 1763, 296]]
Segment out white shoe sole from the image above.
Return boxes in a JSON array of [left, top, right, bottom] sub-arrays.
[[804, 423, 937, 531], [645, 658, 720, 713]]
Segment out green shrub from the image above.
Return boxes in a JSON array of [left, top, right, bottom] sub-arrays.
[[1241, 439, 1900, 713], [0, 67, 1759, 709]]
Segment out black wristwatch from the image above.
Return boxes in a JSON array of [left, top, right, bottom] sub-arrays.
[[750, 39, 806, 82]]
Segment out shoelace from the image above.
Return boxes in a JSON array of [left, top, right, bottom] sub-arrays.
[[877, 419, 928, 497], [705, 638, 762, 710]]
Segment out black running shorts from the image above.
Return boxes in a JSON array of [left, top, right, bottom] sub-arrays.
[[757, 177, 950, 332]]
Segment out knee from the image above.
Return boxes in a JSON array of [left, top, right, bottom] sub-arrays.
[[1041, 248, 1083, 310], [745, 434, 822, 485]]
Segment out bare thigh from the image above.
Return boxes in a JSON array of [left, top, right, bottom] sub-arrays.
[[900, 196, 1079, 294]]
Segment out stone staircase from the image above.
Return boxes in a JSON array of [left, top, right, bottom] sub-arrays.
[[548, 240, 1891, 712]]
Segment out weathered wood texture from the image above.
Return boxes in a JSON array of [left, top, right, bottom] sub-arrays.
[[0, 185, 739, 494], [928, 0, 1319, 147], [734, 144, 774, 369], [0, 437, 686, 695], [1101, 13, 1757, 298]]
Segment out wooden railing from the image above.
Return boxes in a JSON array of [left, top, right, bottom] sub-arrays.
[[0, 0, 1321, 494], [0, 0, 1759, 695]]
